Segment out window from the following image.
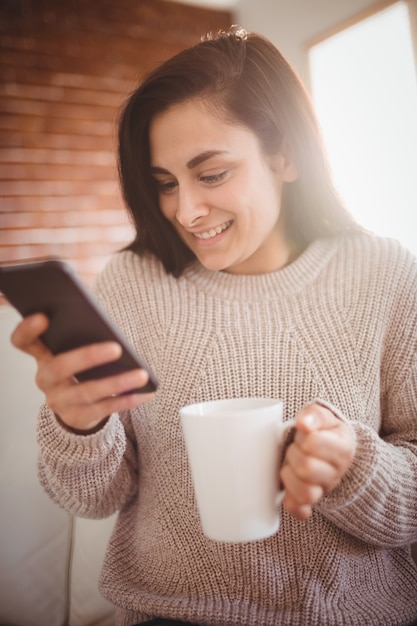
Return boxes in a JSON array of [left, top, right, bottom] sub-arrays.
[[309, 1, 417, 255]]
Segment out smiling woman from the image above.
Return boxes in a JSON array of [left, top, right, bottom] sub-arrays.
[[148, 99, 298, 274], [8, 26, 417, 626], [118, 28, 355, 277]]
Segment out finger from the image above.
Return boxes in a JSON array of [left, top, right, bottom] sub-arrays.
[[283, 496, 313, 521], [45, 368, 153, 430], [80, 368, 151, 401], [11, 313, 51, 359], [280, 463, 324, 505], [51, 389, 154, 432], [284, 442, 342, 492], [48, 367, 150, 409], [294, 427, 355, 470], [295, 403, 340, 434], [36, 342, 123, 390]]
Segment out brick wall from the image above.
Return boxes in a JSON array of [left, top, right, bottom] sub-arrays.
[[0, 0, 232, 295]]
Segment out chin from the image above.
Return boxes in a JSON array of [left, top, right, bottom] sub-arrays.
[[198, 256, 231, 272]]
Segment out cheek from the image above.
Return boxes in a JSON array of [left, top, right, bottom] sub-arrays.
[[215, 180, 246, 211], [158, 195, 176, 222]]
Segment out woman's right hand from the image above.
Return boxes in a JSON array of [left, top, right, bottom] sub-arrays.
[[11, 313, 154, 432]]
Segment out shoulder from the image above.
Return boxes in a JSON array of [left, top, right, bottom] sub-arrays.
[[316, 232, 417, 339], [332, 231, 417, 291], [338, 232, 417, 346], [96, 250, 166, 287], [92, 251, 177, 321], [336, 230, 415, 265], [93, 251, 171, 301], [90, 251, 181, 347]]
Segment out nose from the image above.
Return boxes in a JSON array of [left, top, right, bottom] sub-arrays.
[[175, 185, 209, 228]]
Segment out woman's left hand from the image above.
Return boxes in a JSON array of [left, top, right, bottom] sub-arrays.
[[280, 403, 356, 520]]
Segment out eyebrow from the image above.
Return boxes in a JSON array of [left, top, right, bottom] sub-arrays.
[[150, 150, 229, 175], [186, 150, 228, 170]]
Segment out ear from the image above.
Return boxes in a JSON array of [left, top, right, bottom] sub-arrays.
[[268, 140, 298, 182]]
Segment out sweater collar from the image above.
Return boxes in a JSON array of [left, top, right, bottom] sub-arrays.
[[182, 236, 340, 301]]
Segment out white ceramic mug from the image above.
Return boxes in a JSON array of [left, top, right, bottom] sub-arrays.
[[180, 397, 293, 542]]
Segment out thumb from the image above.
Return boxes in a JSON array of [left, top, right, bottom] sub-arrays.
[[295, 402, 340, 434]]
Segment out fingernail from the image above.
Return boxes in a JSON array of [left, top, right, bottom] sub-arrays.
[[303, 413, 317, 428], [107, 343, 122, 358]]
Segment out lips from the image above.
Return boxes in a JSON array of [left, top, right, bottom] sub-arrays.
[[194, 220, 232, 240]]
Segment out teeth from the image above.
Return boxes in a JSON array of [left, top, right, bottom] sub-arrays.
[[195, 221, 231, 240]]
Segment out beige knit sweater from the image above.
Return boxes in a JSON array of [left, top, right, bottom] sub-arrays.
[[37, 232, 417, 626]]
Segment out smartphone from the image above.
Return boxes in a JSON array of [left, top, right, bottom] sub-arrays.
[[0, 258, 158, 394]]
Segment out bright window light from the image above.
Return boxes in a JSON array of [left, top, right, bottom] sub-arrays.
[[309, 1, 417, 255]]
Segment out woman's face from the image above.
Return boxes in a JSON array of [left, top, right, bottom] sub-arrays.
[[149, 99, 297, 275]]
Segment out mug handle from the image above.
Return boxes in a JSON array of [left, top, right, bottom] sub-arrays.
[[275, 418, 296, 510], [274, 490, 286, 508]]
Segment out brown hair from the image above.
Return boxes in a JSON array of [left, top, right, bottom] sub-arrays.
[[118, 27, 356, 276]]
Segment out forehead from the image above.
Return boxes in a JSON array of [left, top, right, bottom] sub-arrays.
[[149, 99, 260, 165]]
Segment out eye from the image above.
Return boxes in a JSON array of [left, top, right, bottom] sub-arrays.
[[155, 179, 178, 194], [199, 171, 228, 185]]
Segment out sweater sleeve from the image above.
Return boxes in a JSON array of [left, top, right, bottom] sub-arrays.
[[37, 405, 139, 518], [315, 243, 417, 547], [35, 253, 161, 519], [315, 415, 417, 547]]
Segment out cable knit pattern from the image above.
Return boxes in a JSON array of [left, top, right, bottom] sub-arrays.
[[37, 232, 417, 626]]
